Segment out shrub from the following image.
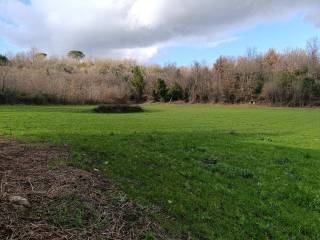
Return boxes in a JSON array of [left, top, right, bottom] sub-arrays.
[[152, 78, 167, 102], [167, 82, 183, 101], [93, 104, 144, 113], [0, 89, 16, 104], [0, 89, 65, 105]]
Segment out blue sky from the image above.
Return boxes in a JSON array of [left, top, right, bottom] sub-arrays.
[[1, 0, 319, 65], [150, 14, 320, 66]]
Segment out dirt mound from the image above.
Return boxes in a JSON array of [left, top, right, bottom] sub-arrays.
[[0, 138, 167, 240]]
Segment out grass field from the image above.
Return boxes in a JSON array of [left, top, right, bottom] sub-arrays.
[[0, 104, 319, 239]]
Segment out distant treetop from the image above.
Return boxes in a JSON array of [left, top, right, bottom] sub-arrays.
[[68, 50, 85, 60], [0, 54, 9, 66]]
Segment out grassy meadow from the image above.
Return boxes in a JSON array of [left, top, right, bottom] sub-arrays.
[[0, 104, 319, 239]]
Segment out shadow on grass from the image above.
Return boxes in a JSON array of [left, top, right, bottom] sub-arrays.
[[0, 105, 166, 115], [18, 129, 320, 240]]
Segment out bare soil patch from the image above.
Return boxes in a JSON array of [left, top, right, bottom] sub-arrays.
[[0, 138, 167, 240]]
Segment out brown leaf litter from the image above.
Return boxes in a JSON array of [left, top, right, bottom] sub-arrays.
[[0, 137, 168, 240]]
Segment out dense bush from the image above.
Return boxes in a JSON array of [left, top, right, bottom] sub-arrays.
[[167, 82, 184, 101], [152, 78, 167, 102], [93, 104, 144, 113], [0, 89, 65, 105]]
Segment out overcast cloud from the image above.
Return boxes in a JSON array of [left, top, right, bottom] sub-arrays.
[[0, 0, 319, 60]]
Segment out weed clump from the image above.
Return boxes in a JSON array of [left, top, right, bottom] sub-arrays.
[[93, 104, 144, 113], [274, 157, 290, 165], [45, 194, 87, 229], [201, 155, 218, 166], [209, 163, 254, 179]]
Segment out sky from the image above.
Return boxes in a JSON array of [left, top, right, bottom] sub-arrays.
[[0, 0, 320, 66]]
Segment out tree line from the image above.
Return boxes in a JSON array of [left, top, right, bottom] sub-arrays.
[[0, 40, 320, 106]]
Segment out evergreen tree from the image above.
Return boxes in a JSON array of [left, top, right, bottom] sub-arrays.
[[152, 78, 167, 102], [130, 66, 145, 102]]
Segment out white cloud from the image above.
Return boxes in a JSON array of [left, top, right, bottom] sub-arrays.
[[108, 46, 159, 61], [0, 0, 318, 61]]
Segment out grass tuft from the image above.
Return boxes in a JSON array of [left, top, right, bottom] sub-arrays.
[[209, 163, 254, 179], [274, 157, 290, 165]]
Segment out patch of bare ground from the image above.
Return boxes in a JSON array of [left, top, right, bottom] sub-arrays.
[[0, 138, 168, 240]]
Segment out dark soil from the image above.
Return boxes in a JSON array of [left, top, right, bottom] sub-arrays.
[[0, 138, 167, 240]]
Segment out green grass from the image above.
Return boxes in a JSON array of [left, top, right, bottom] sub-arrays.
[[0, 104, 319, 239]]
